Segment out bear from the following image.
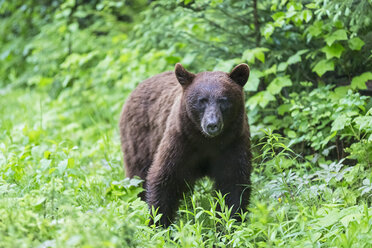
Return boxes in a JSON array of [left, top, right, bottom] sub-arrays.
[[119, 63, 252, 227]]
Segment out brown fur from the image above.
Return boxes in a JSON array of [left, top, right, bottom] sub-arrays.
[[119, 64, 252, 227]]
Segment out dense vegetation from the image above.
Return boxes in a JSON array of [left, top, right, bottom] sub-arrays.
[[1, 0, 372, 247]]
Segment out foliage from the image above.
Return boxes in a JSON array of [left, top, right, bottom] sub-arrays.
[[1, 0, 372, 247]]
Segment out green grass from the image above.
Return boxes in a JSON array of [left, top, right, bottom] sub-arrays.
[[0, 88, 371, 248]]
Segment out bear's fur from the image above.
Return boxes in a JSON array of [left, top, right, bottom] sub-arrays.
[[119, 63, 252, 227]]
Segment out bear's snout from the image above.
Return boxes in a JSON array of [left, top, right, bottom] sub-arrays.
[[207, 122, 219, 134], [201, 106, 223, 137]]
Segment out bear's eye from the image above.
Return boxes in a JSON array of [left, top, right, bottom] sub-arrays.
[[198, 97, 208, 106], [218, 97, 230, 110]]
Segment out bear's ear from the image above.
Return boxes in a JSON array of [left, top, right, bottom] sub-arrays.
[[175, 63, 195, 86], [229, 64, 250, 87]]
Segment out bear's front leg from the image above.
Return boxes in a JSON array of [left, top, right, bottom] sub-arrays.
[[146, 133, 193, 227], [211, 142, 252, 217]]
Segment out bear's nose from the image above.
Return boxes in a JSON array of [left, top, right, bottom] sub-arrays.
[[206, 123, 219, 134]]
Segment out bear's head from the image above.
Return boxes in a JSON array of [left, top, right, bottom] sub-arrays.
[[175, 63, 250, 138]]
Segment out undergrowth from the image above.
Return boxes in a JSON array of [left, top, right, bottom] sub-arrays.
[[1, 89, 371, 247]]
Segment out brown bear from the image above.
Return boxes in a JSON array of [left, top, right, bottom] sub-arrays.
[[119, 63, 252, 227]]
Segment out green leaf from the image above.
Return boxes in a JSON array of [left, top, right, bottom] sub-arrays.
[[287, 49, 308, 65], [278, 62, 288, 71], [323, 131, 338, 147], [32, 196, 46, 210], [321, 43, 344, 59], [334, 86, 350, 97], [128, 177, 143, 188], [325, 29, 347, 46], [351, 72, 372, 89], [67, 158, 75, 169], [287, 130, 297, 138], [267, 76, 292, 95], [242, 50, 255, 64], [301, 10, 312, 23], [247, 91, 275, 110], [210, 0, 223, 7], [255, 51, 265, 63], [278, 104, 291, 115], [340, 214, 362, 228], [300, 81, 312, 87], [44, 151, 51, 159], [316, 210, 342, 228], [263, 64, 277, 76], [348, 37, 365, 51], [332, 115, 351, 131], [242, 48, 268, 64], [38, 77, 53, 87], [165, 55, 182, 64], [254, 48, 269, 63], [272, 12, 285, 21], [245, 70, 262, 92], [306, 3, 318, 9], [310, 232, 322, 243], [354, 116, 372, 131], [287, 53, 301, 64], [262, 23, 275, 39], [312, 59, 334, 76], [307, 21, 323, 37]]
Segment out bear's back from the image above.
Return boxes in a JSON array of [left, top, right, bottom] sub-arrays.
[[119, 71, 182, 179]]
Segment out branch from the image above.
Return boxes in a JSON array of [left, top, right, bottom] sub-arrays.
[[253, 0, 261, 46], [216, 5, 252, 26], [201, 16, 249, 42]]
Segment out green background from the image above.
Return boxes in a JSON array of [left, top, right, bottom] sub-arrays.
[[1, 0, 372, 247]]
